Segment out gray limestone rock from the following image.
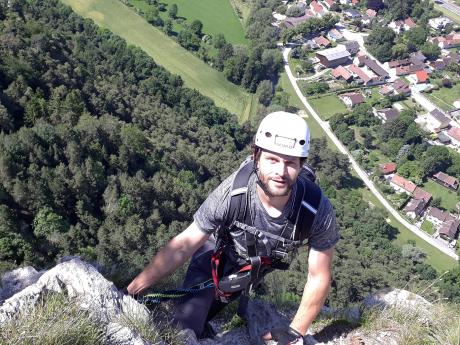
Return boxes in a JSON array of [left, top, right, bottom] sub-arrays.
[[0, 266, 43, 301]]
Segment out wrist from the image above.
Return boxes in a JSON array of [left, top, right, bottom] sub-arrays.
[[288, 326, 303, 338]]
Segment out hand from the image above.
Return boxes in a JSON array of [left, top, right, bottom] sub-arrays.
[[267, 326, 304, 345]]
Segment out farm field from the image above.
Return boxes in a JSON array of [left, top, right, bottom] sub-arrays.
[[425, 84, 460, 112], [422, 180, 459, 211], [61, 0, 255, 122], [158, 0, 248, 45], [307, 94, 347, 120]]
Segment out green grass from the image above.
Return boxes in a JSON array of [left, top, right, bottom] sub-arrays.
[[422, 220, 435, 235], [157, 0, 248, 45], [61, 0, 255, 122], [422, 180, 459, 211], [433, 3, 460, 25], [228, 0, 251, 24], [425, 84, 460, 112], [307, 94, 348, 120]]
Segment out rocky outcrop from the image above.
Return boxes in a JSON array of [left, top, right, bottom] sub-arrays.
[[0, 258, 150, 345]]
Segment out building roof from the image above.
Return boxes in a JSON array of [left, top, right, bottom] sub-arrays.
[[344, 8, 361, 17], [416, 70, 429, 83], [430, 109, 450, 124], [328, 28, 343, 39], [311, 1, 324, 13], [349, 64, 372, 83], [448, 127, 460, 141], [363, 58, 389, 77], [314, 36, 331, 47], [388, 59, 411, 68], [391, 174, 417, 193], [404, 198, 425, 213], [404, 17, 416, 28], [438, 132, 451, 143], [341, 92, 365, 105], [344, 40, 360, 55], [439, 219, 460, 239], [393, 78, 409, 90], [378, 108, 400, 121], [413, 187, 432, 203], [379, 162, 397, 174], [379, 85, 393, 95], [411, 51, 427, 63], [316, 46, 351, 61], [284, 13, 311, 28], [433, 171, 458, 188], [332, 65, 353, 80], [428, 207, 447, 222], [366, 8, 377, 18]]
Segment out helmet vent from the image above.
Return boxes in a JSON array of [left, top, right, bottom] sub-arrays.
[[299, 140, 305, 145], [264, 131, 272, 138]]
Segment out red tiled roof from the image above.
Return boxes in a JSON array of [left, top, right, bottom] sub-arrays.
[[404, 198, 425, 213], [326, 0, 334, 6], [416, 70, 429, 83], [332, 65, 353, 80], [391, 174, 417, 193], [349, 64, 372, 83], [433, 171, 458, 188], [379, 162, 397, 174], [352, 0, 359, 5], [413, 187, 432, 203], [428, 207, 447, 222], [314, 36, 331, 47], [404, 17, 416, 28], [311, 1, 324, 13], [366, 9, 377, 18], [448, 127, 460, 141]]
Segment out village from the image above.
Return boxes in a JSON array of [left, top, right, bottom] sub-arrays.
[[273, 0, 460, 254]]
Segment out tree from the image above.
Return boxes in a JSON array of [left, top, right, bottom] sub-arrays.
[[421, 146, 451, 177], [256, 80, 273, 106], [401, 244, 426, 264], [366, 26, 396, 62], [190, 20, 203, 36], [285, 5, 304, 17], [405, 27, 427, 49], [163, 19, 173, 35], [213, 33, 226, 49], [366, 0, 384, 10], [421, 42, 441, 61], [168, 3, 178, 18]]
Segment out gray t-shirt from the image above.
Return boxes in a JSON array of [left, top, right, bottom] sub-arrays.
[[194, 170, 339, 263]]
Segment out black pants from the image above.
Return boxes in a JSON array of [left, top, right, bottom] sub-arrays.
[[173, 237, 240, 338]]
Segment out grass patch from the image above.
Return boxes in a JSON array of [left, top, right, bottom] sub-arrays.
[[422, 220, 435, 235], [157, 0, 248, 45], [433, 3, 460, 25], [307, 94, 348, 120], [425, 84, 460, 112], [422, 180, 459, 212], [61, 0, 256, 122], [0, 293, 104, 345], [228, 0, 251, 25]]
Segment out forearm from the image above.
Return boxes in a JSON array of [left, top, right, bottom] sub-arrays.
[[290, 272, 331, 335], [127, 222, 208, 294]]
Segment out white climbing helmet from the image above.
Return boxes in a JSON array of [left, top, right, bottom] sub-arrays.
[[255, 111, 310, 157]]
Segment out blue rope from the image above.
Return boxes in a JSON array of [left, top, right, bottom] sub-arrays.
[[140, 280, 215, 305]]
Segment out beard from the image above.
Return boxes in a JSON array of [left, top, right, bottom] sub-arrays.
[[257, 171, 295, 197]]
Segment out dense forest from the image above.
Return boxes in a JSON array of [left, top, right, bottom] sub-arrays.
[[0, 0, 458, 308]]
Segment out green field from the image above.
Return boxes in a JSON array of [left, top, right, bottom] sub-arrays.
[[426, 84, 460, 112], [307, 94, 348, 120], [61, 0, 255, 122], [159, 0, 248, 45], [422, 180, 459, 211], [421, 220, 435, 235]]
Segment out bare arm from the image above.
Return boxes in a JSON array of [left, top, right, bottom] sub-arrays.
[[290, 247, 334, 335], [127, 221, 210, 295]]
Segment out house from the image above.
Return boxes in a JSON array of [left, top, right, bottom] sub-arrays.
[[396, 63, 425, 76], [303, 39, 320, 50], [404, 198, 426, 219], [284, 12, 313, 28], [323, 0, 335, 9], [432, 34, 460, 49], [413, 187, 432, 204], [362, 57, 389, 78], [327, 28, 344, 42], [366, 9, 377, 18], [439, 218, 460, 241], [447, 126, 460, 147], [426, 109, 450, 132], [314, 36, 331, 48], [429, 17, 453, 31], [410, 51, 427, 64], [393, 78, 411, 96], [389, 18, 416, 34], [332, 65, 353, 82], [379, 162, 397, 175], [388, 59, 411, 68], [310, 1, 326, 16], [379, 84, 394, 96], [426, 207, 450, 227], [433, 171, 459, 191], [430, 60, 446, 71], [343, 40, 360, 55], [404, 17, 416, 30], [316, 46, 351, 68], [390, 174, 417, 195], [340, 92, 365, 108], [343, 8, 361, 19], [416, 70, 429, 84], [376, 108, 400, 123], [349, 64, 383, 86], [437, 132, 451, 144]]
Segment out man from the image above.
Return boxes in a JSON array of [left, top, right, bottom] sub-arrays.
[[127, 111, 339, 344]]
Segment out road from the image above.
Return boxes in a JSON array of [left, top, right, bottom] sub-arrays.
[[436, 0, 460, 17], [282, 47, 459, 261]]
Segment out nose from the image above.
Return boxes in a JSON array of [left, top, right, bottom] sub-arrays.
[[274, 161, 288, 177]]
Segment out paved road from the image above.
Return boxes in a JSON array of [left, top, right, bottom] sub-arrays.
[[436, 0, 460, 17], [282, 47, 459, 261]]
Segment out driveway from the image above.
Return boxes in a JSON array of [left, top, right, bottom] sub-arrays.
[[282, 47, 459, 261]]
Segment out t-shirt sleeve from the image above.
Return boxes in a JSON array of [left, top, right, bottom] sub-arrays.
[[308, 195, 340, 251], [193, 172, 236, 235]]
